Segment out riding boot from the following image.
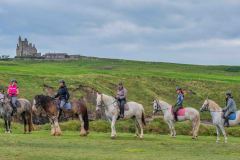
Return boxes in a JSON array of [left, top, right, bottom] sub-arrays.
[[224, 118, 229, 127], [120, 106, 124, 119], [58, 109, 63, 121], [11, 107, 17, 116], [174, 112, 178, 121]]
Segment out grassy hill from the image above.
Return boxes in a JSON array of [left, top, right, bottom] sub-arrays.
[[0, 57, 240, 119]]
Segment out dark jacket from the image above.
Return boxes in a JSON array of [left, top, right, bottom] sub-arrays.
[[54, 86, 70, 101]]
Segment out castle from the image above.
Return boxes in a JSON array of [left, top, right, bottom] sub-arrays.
[[16, 36, 41, 57]]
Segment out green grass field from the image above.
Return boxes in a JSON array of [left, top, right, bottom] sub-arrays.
[[0, 58, 240, 119], [0, 131, 239, 160]]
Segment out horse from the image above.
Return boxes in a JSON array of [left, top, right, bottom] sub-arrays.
[[153, 99, 200, 139], [32, 94, 89, 136], [200, 99, 234, 143], [0, 95, 33, 134], [0, 96, 13, 133], [96, 92, 146, 139]]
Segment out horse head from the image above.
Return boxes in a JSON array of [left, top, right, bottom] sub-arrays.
[[96, 92, 103, 112], [152, 99, 161, 114], [200, 98, 210, 112], [33, 94, 54, 110]]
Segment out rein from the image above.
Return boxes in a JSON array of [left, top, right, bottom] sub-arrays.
[[99, 94, 118, 108]]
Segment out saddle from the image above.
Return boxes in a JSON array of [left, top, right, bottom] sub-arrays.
[[171, 107, 186, 117]]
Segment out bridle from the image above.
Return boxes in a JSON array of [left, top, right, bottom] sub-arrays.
[[201, 100, 222, 113], [97, 94, 118, 109], [154, 100, 161, 112]]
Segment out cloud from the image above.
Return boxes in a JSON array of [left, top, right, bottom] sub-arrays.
[[0, 0, 240, 65]]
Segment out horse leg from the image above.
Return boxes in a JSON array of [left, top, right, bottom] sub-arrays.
[[49, 118, 55, 136], [53, 118, 62, 136], [28, 112, 33, 133], [134, 118, 140, 137], [22, 112, 27, 134], [169, 120, 176, 137], [136, 118, 144, 139], [4, 119, 8, 133], [219, 124, 227, 143], [111, 117, 117, 138], [215, 125, 220, 143], [9, 118, 12, 133], [79, 114, 87, 136], [166, 121, 173, 137], [192, 117, 199, 139]]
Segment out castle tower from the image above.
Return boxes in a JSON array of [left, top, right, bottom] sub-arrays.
[[16, 36, 40, 57]]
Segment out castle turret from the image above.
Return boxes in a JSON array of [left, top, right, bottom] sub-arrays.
[[16, 36, 40, 57]]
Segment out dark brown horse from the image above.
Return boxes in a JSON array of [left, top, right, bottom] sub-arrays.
[[33, 94, 89, 136]]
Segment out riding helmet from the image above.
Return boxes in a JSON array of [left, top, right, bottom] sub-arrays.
[[176, 86, 182, 91], [59, 80, 65, 84]]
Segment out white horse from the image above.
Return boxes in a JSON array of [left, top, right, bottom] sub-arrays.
[[96, 93, 146, 139], [200, 99, 239, 143], [153, 99, 200, 139]]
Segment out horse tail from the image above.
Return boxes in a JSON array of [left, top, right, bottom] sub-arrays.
[[29, 111, 34, 131], [141, 109, 146, 126], [193, 111, 200, 137], [83, 108, 89, 131]]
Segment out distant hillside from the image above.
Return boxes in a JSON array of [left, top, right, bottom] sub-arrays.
[[0, 57, 240, 119]]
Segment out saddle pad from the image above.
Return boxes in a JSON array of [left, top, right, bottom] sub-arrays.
[[228, 112, 236, 120], [62, 102, 72, 110], [177, 108, 186, 116]]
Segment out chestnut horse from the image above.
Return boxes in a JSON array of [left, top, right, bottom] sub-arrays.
[[33, 94, 89, 136]]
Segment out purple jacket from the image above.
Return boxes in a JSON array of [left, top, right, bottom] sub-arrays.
[[117, 88, 127, 100]]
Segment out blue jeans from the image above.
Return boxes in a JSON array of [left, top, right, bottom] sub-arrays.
[[59, 100, 71, 110]]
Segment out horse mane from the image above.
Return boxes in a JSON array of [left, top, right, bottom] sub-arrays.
[[35, 94, 55, 108], [158, 100, 172, 108], [102, 94, 115, 101], [208, 99, 222, 111]]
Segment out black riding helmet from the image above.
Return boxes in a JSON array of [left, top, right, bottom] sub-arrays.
[[119, 82, 123, 86], [226, 91, 232, 97], [11, 79, 17, 83], [176, 86, 182, 91], [58, 80, 65, 84]]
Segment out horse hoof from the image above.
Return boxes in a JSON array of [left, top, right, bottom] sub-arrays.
[[172, 136, 176, 138], [134, 134, 139, 138], [139, 136, 144, 139], [80, 133, 87, 137], [111, 135, 116, 139]]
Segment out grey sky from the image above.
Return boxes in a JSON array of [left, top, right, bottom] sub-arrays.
[[0, 0, 240, 65]]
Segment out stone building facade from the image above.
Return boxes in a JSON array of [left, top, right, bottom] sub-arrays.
[[16, 36, 41, 57]]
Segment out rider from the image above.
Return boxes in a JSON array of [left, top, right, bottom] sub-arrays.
[[116, 82, 127, 119], [7, 79, 19, 115], [222, 91, 237, 127], [54, 80, 70, 109], [173, 86, 184, 121]]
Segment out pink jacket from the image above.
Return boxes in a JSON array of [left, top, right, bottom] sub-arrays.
[[8, 85, 18, 97]]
